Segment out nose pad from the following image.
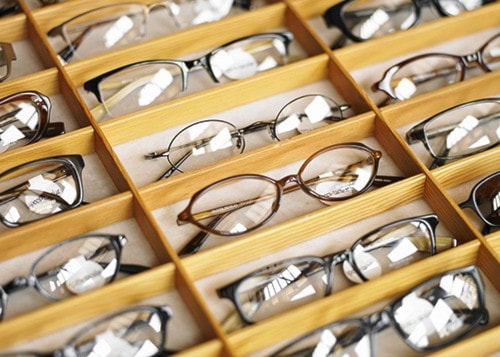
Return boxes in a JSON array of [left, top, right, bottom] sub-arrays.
[[343, 249, 382, 283]]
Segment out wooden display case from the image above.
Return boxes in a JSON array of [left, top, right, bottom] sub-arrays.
[[0, 0, 498, 355]]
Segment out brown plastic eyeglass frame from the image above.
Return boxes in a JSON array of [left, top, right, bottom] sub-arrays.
[[372, 32, 500, 104], [176, 142, 405, 255], [0, 91, 66, 151], [0, 42, 16, 82]]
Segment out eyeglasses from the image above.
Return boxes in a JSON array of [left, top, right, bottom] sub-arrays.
[[0, 233, 150, 321], [0, 42, 16, 82], [144, 94, 351, 181], [372, 32, 500, 103], [0, 0, 19, 17], [176, 142, 404, 255], [460, 171, 499, 235], [0, 155, 86, 227], [0, 91, 66, 153], [405, 97, 500, 168], [47, 0, 256, 64], [217, 214, 457, 325], [322, 0, 491, 49], [272, 265, 488, 356], [6, 305, 175, 356], [83, 31, 294, 120]]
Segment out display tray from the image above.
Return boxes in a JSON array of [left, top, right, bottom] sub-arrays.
[[0, 0, 499, 355]]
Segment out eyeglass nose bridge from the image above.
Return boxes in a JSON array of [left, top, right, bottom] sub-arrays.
[[460, 52, 491, 73]]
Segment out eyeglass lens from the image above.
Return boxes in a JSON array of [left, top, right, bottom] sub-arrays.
[[422, 100, 499, 160], [274, 267, 485, 355], [33, 235, 123, 298], [228, 218, 437, 323], [337, 0, 482, 42], [382, 35, 500, 101], [0, 98, 44, 152], [186, 145, 378, 236], [159, 95, 342, 177], [50, 1, 243, 64], [64, 307, 170, 356], [96, 34, 289, 118], [0, 160, 80, 226], [471, 172, 499, 227]]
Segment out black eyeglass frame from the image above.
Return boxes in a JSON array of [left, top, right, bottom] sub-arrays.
[[83, 31, 294, 111], [405, 97, 500, 166], [323, 0, 493, 46], [217, 214, 442, 325], [0, 154, 85, 228], [373, 32, 500, 101], [459, 171, 499, 234], [272, 265, 489, 355]]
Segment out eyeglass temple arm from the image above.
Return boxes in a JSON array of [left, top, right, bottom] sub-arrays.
[[178, 212, 230, 256]]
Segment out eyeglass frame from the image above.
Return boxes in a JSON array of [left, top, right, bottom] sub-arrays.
[[405, 97, 500, 168], [0, 233, 150, 321], [176, 142, 405, 255], [322, 0, 493, 49], [0, 90, 66, 150], [5, 305, 175, 356], [0, 42, 16, 82], [217, 213, 458, 325], [272, 265, 489, 355], [372, 32, 500, 103], [0, 154, 86, 228], [0, 0, 19, 17], [83, 31, 294, 117], [144, 94, 351, 180], [459, 171, 499, 235]]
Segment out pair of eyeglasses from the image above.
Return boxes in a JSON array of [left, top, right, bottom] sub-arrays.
[[0, 42, 16, 82], [144, 94, 351, 181], [0, 233, 150, 321], [0, 91, 66, 153], [460, 171, 499, 235], [272, 265, 488, 356], [405, 97, 499, 168], [322, 0, 492, 49], [83, 31, 294, 121], [47, 0, 258, 64], [4, 305, 176, 356], [176, 142, 404, 255], [0, 155, 87, 228], [217, 214, 457, 327], [373, 32, 500, 103]]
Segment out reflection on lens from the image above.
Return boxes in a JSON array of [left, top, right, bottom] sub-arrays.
[[437, 0, 483, 15], [0, 99, 42, 153], [423, 100, 500, 159], [33, 235, 123, 299], [388, 55, 460, 100], [393, 271, 483, 349], [58, 4, 148, 62], [0, 159, 80, 226], [344, 219, 434, 283], [299, 146, 377, 200], [235, 259, 328, 322], [274, 95, 341, 140], [210, 36, 288, 81], [343, 0, 417, 40], [274, 320, 370, 356], [190, 176, 279, 235], [482, 34, 500, 71], [67, 306, 170, 356], [98, 62, 184, 118], [473, 172, 500, 226], [167, 120, 244, 174]]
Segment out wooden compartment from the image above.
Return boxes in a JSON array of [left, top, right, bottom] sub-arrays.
[[0, 0, 498, 355]]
